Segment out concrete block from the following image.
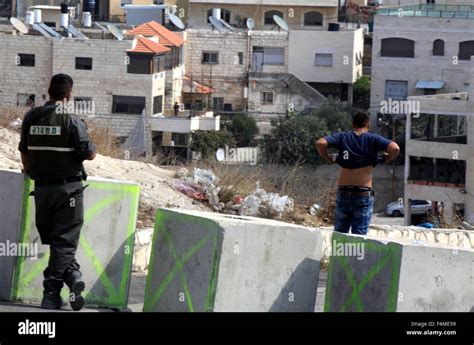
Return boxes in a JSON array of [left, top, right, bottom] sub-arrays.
[[0, 169, 26, 301], [325, 232, 474, 312], [144, 209, 323, 312], [0, 170, 140, 309]]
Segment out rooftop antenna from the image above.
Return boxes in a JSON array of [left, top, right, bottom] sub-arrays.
[[209, 15, 227, 32], [273, 15, 289, 31], [107, 23, 124, 40], [168, 12, 185, 30], [10, 17, 29, 34]]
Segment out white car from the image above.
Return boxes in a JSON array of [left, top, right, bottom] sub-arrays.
[[385, 200, 432, 217]]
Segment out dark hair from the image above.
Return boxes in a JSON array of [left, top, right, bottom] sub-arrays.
[[48, 73, 73, 101], [352, 112, 370, 129]]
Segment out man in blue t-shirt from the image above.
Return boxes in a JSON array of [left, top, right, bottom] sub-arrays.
[[316, 112, 400, 235]]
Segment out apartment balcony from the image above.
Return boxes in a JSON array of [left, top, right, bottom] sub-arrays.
[[408, 93, 470, 115], [149, 111, 220, 133]]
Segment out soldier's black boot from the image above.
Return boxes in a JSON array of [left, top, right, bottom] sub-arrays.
[[41, 278, 64, 310], [64, 270, 85, 311]]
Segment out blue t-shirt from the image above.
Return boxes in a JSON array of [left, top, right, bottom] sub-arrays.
[[324, 131, 391, 169]]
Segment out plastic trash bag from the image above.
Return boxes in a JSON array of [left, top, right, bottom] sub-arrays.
[[193, 168, 219, 186]]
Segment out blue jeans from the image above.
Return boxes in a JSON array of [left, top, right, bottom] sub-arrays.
[[334, 194, 374, 235]]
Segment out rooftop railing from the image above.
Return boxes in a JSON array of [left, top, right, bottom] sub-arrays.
[[377, 4, 474, 19]]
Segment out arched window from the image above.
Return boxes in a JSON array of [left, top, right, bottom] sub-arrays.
[[264, 10, 283, 25], [304, 11, 323, 26], [433, 39, 444, 56], [459, 41, 474, 60], [207, 8, 231, 23], [381, 38, 415, 58]]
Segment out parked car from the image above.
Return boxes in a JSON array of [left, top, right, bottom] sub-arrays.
[[385, 200, 432, 217]]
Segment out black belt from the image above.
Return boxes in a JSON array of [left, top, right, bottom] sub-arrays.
[[35, 176, 83, 186], [338, 190, 375, 197]]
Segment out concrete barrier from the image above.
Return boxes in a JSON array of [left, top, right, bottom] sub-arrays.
[[0, 170, 140, 309], [325, 232, 474, 312], [143, 209, 323, 312], [0, 169, 26, 301]]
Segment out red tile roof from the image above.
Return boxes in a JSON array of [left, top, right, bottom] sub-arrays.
[[128, 21, 184, 47], [128, 35, 170, 54]]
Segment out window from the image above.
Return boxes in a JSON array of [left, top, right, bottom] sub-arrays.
[[213, 97, 224, 111], [385, 80, 408, 101], [75, 57, 93, 70], [202, 51, 219, 64], [112, 95, 146, 114], [17, 94, 35, 107], [381, 38, 415, 58], [171, 133, 188, 147], [315, 53, 333, 66], [458, 41, 474, 60], [262, 92, 274, 104], [238, 52, 244, 65], [264, 10, 283, 25], [263, 47, 284, 65], [153, 95, 163, 114], [127, 53, 164, 74], [207, 8, 230, 23], [433, 39, 444, 56], [17, 54, 35, 67], [304, 11, 323, 26]]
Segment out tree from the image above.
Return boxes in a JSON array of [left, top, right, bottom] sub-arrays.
[[191, 130, 235, 159], [261, 102, 352, 165], [353, 75, 371, 110], [225, 114, 259, 147]]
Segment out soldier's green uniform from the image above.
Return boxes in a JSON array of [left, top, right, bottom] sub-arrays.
[[19, 101, 96, 310]]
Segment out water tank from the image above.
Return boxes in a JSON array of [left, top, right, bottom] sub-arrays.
[[25, 11, 35, 25], [212, 8, 221, 20], [83, 0, 95, 14], [328, 23, 340, 31], [60, 3, 69, 28], [34, 9, 42, 23]]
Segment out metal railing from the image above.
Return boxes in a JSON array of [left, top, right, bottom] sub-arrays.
[[377, 4, 474, 18]]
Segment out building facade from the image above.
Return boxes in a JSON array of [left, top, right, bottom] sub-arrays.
[[370, 4, 474, 129]]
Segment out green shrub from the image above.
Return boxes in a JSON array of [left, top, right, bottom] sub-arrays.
[[191, 130, 235, 159], [225, 114, 259, 147]]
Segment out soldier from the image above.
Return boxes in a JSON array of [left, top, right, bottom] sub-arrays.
[[18, 74, 96, 310]]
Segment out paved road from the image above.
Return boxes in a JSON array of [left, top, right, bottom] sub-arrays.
[[0, 272, 327, 312], [371, 212, 405, 226], [0, 273, 147, 313]]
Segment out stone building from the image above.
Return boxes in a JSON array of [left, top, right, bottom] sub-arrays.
[[370, 4, 474, 128], [404, 63, 474, 225], [185, 0, 364, 117], [0, 18, 219, 157]]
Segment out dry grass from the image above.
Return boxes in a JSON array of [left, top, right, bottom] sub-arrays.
[[0, 106, 28, 129], [191, 159, 338, 226], [86, 121, 123, 159], [426, 208, 464, 229]]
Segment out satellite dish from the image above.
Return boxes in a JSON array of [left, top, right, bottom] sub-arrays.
[[246, 18, 255, 30], [216, 148, 225, 162], [107, 23, 124, 40], [10, 17, 29, 34], [219, 18, 234, 31], [169, 13, 185, 30], [209, 16, 226, 31], [273, 15, 289, 31]]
